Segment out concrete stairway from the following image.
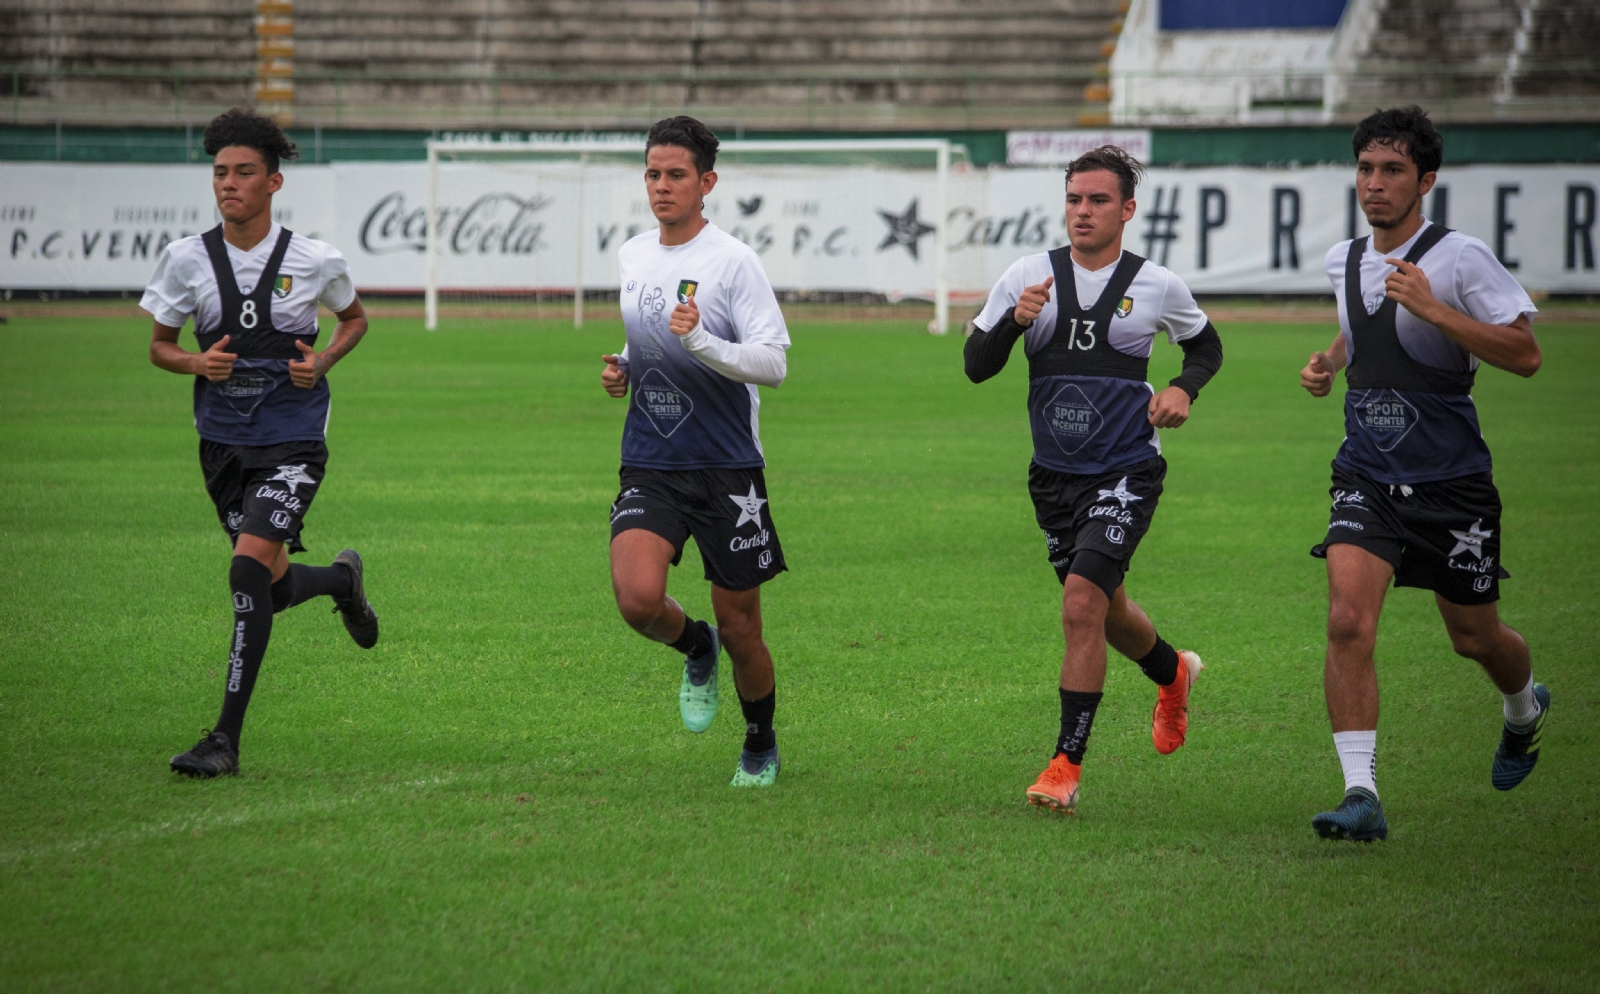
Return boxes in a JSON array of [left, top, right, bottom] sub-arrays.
[[1337, 0, 1599, 122], [2, 0, 1128, 129]]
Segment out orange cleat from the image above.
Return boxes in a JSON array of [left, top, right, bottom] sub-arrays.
[[1152, 650, 1204, 755], [1025, 753, 1082, 812]]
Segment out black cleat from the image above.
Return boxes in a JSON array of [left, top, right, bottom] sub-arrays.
[[170, 730, 238, 778], [331, 548, 379, 649], [1311, 787, 1388, 842], [1492, 683, 1550, 791]]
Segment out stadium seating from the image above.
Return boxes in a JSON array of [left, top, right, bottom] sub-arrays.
[[1111, 0, 1600, 126], [1333, 0, 1600, 120], [1, 0, 1127, 129]]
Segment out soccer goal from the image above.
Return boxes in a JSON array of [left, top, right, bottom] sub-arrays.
[[424, 137, 965, 333]]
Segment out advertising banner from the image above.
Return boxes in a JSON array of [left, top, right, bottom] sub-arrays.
[[4, 161, 1597, 295]]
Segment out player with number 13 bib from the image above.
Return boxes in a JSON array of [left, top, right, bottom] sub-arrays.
[[964, 146, 1225, 814]]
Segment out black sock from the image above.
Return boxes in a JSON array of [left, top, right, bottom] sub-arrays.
[[740, 688, 777, 754], [1056, 688, 1103, 763], [275, 562, 353, 610], [670, 617, 715, 667], [214, 556, 274, 748], [270, 570, 296, 613], [1137, 636, 1180, 687]]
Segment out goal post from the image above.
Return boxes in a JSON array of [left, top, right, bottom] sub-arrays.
[[424, 137, 957, 333]]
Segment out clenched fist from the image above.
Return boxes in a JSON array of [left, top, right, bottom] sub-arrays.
[[288, 339, 329, 388], [669, 298, 700, 337], [1301, 351, 1338, 397], [601, 354, 629, 397], [197, 334, 237, 382], [1147, 385, 1191, 428], [1012, 276, 1054, 328]]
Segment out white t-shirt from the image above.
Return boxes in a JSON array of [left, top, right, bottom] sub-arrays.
[[973, 250, 1209, 356], [972, 248, 1210, 473], [140, 222, 357, 335], [1325, 222, 1537, 373], [616, 222, 791, 469]]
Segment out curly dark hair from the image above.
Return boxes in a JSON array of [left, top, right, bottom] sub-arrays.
[[203, 107, 299, 173], [1065, 145, 1145, 202], [646, 115, 719, 175], [1352, 105, 1443, 176]]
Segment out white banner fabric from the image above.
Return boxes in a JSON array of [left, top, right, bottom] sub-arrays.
[[4, 162, 1598, 295]]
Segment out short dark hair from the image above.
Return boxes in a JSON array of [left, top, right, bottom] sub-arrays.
[[1352, 105, 1443, 177], [203, 107, 299, 174], [646, 115, 719, 175], [1065, 145, 1144, 202]]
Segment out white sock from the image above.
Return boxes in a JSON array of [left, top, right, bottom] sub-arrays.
[[1333, 730, 1378, 797], [1503, 676, 1539, 726]]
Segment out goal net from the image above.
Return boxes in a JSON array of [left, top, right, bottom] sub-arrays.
[[423, 138, 977, 332]]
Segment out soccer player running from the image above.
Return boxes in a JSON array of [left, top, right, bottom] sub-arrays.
[[1301, 107, 1545, 842], [600, 116, 791, 787], [143, 108, 379, 778], [965, 146, 1224, 813]]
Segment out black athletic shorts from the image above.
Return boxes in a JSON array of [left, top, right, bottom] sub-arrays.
[[610, 466, 788, 592], [200, 438, 328, 554], [1028, 456, 1165, 597], [1312, 463, 1509, 606]]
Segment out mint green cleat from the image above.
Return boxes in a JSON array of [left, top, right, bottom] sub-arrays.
[[730, 747, 780, 787], [678, 626, 720, 733]]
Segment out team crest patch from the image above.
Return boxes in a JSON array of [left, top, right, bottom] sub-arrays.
[[1115, 296, 1133, 318], [273, 275, 293, 299], [677, 280, 699, 304]]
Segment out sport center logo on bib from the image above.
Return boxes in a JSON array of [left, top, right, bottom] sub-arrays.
[[677, 280, 699, 304], [1353, 388, 1418, 452], [635, 368, 695, 437], [1044, 383, 1104, 455], [217, 369, 274, 416]]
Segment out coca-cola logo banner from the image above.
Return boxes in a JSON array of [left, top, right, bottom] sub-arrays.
[[3, 160, 1597, 293]]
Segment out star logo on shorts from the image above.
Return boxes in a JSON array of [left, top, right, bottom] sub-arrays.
[[729, 484, 767, 529], [269, 464, 317, 494], [1096, 477, 1143, 509], [1448, 519, 1493, 559]]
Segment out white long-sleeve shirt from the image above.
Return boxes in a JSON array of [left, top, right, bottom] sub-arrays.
[[675, 323, 787, 387]]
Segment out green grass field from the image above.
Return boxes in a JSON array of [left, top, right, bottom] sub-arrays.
[[2, 313, 1597, 992]]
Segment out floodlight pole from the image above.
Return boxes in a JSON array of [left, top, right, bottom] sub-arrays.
[[574, 151, 587, 329], [425, 141, 439, 331]]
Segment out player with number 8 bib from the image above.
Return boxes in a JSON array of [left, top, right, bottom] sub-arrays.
[[965, 146, 1224, 813], [142, 109, 381, 779]]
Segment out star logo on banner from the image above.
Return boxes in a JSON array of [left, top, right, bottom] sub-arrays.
[[1448, 519, 1494, 559], [876, 198, 937, 260], [269, 464, 317, 494], [1096, 477, 1143, 509], [729, 484, 768, 529]]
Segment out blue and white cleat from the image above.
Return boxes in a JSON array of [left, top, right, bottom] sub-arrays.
[[678, 625, 720, 733], [1311, 787, 1388, 842], [730, 746, 780, 788], [1492, 683, 1550, 791]]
